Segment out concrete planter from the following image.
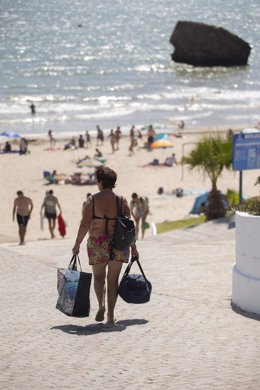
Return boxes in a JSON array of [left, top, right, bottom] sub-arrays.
[[232, 211, 260, 315]]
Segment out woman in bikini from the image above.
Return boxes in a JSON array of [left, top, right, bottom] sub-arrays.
[[72, 166, 139, 325]]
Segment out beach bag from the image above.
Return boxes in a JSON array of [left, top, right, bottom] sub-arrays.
[[118, 256, 152, 304], [110, 196, 136, 259], [56, 255, 92, 317]]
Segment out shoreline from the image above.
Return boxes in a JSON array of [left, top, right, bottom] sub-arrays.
[[0, 122, 252, 145]]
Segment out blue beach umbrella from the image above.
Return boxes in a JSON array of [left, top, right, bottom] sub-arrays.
[[190, 192, 228, 214], [0, 130, 21, 139], [154, 133, 169, 141]]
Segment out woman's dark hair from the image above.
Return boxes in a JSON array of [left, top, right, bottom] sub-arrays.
[[96, 166, 117, 189]]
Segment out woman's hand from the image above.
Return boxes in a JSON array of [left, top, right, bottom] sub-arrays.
[[72, 243, 80, 255], [130, 245, 139, 259]]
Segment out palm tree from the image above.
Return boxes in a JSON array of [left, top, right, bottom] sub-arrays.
[[183, 134, 233, 220]]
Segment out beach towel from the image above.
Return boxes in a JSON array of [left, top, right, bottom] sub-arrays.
[[118, 256, 152, 304], [58, 213, 66, 237], [56, 255, 92, 317]]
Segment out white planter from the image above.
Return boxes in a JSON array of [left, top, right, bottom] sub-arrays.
[[232, 211, 260, 315]]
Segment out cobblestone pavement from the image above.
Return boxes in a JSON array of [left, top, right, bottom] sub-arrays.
[[1, 218, 260, 390]]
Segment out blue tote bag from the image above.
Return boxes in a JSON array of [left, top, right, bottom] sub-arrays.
[[56, 255, 92, 317]]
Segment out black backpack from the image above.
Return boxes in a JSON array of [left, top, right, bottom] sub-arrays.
[[110, 196, 136, 259]]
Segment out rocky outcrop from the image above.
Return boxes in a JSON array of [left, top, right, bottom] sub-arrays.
[[170, 21, 251, 67]]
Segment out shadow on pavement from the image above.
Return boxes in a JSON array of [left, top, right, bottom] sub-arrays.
[[231, 302, 260, 321], [51, 318, 148, 335]]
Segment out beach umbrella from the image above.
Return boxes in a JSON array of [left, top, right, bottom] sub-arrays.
[[0, 130, 21, 139], [154, 133, 169, 141], [77, 159, 103, 168], [190, 192, 209, 214], [189, 192, 228, 214], [151, 139, 174, 149]]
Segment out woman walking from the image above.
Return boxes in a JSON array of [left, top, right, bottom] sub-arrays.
[[72, 166, 139, 324]]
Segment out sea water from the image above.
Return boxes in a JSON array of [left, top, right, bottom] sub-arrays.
[[0, 0, 260, 137]]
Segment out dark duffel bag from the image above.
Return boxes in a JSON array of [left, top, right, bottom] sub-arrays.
[[118, 256, 152, 304]]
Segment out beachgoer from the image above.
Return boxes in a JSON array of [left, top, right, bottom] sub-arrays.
[[199, 202, 207, 215], [227, 128, 233, 141], [158, 187, 164, 195], [115, 126, 122, 150], [129, 126, 137, 156], [147, 125, 155, 150], [137, 129, 143, 140], [82, 192, 92, 216], [72, 166, 139, 324], [94, 148, 103, 158], [19, 137, 28, 155], [3, 141, 11, 153], [164, 153, 177, 167], [107, 129, 117, 153], [76, 155, 91, 165], [85, 131, 91, 148], [41, 190, 61, 238], [178, 120, 185, 130], [130, 193, 149, 239], [96, 125, 104, 146], [13, 191, 33, 245], [30, 103, 36, 115], [48, 130, 56, 148], [78, 134, 85, 148]]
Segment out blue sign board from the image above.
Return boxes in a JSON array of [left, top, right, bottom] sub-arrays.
[[232, 132, 260, 171]]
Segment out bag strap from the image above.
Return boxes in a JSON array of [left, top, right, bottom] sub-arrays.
[[109, 196, 125, 261], [92, 195, 95, 218], [68, 254, 82, 272], [116, 195, 123, 216], [121, 256, 149, 283]]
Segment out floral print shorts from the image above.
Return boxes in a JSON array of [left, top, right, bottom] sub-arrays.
[[87, 234, 129, 265]]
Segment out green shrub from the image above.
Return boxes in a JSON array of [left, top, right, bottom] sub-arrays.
[[233, 197, 260, 216], [225, 189, 239, 206]]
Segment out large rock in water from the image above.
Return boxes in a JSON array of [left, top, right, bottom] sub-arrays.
[[170, 21, 251, 66]]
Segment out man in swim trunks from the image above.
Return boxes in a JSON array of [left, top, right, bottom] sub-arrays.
[[13, 190, 33, 245], [72, 166, 139, 325], [41, 190, 61, 238]]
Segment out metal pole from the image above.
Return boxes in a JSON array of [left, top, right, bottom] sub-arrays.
[[181, 142, 197, 180], [239, 171, 243, 204]]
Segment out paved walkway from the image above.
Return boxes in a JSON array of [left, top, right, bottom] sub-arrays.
[[1, 218, 260, 390]]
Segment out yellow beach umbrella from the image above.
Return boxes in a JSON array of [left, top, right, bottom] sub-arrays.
[[151, 139, 174, 149]]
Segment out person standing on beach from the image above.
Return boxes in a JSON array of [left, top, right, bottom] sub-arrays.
[[72, 166, 139, 325], [41, 190, 61, 239], [13, 191, 33, 245], [147, 125, 155, 150], [48, 130, 56, 148], [85, 131, 91, 148], [130, 193, 149, 239], [115, 126, 122, 150], [107, 129, 117, 153], [96, 125, 104, 146], [128, 126, 137, 156]]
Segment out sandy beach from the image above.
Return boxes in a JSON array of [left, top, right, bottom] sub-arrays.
[[0, 129, 259, 244]]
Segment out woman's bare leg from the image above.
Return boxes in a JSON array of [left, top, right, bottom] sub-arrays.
[[106, 261, 123, 323], [92, 263, 107, 308]]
